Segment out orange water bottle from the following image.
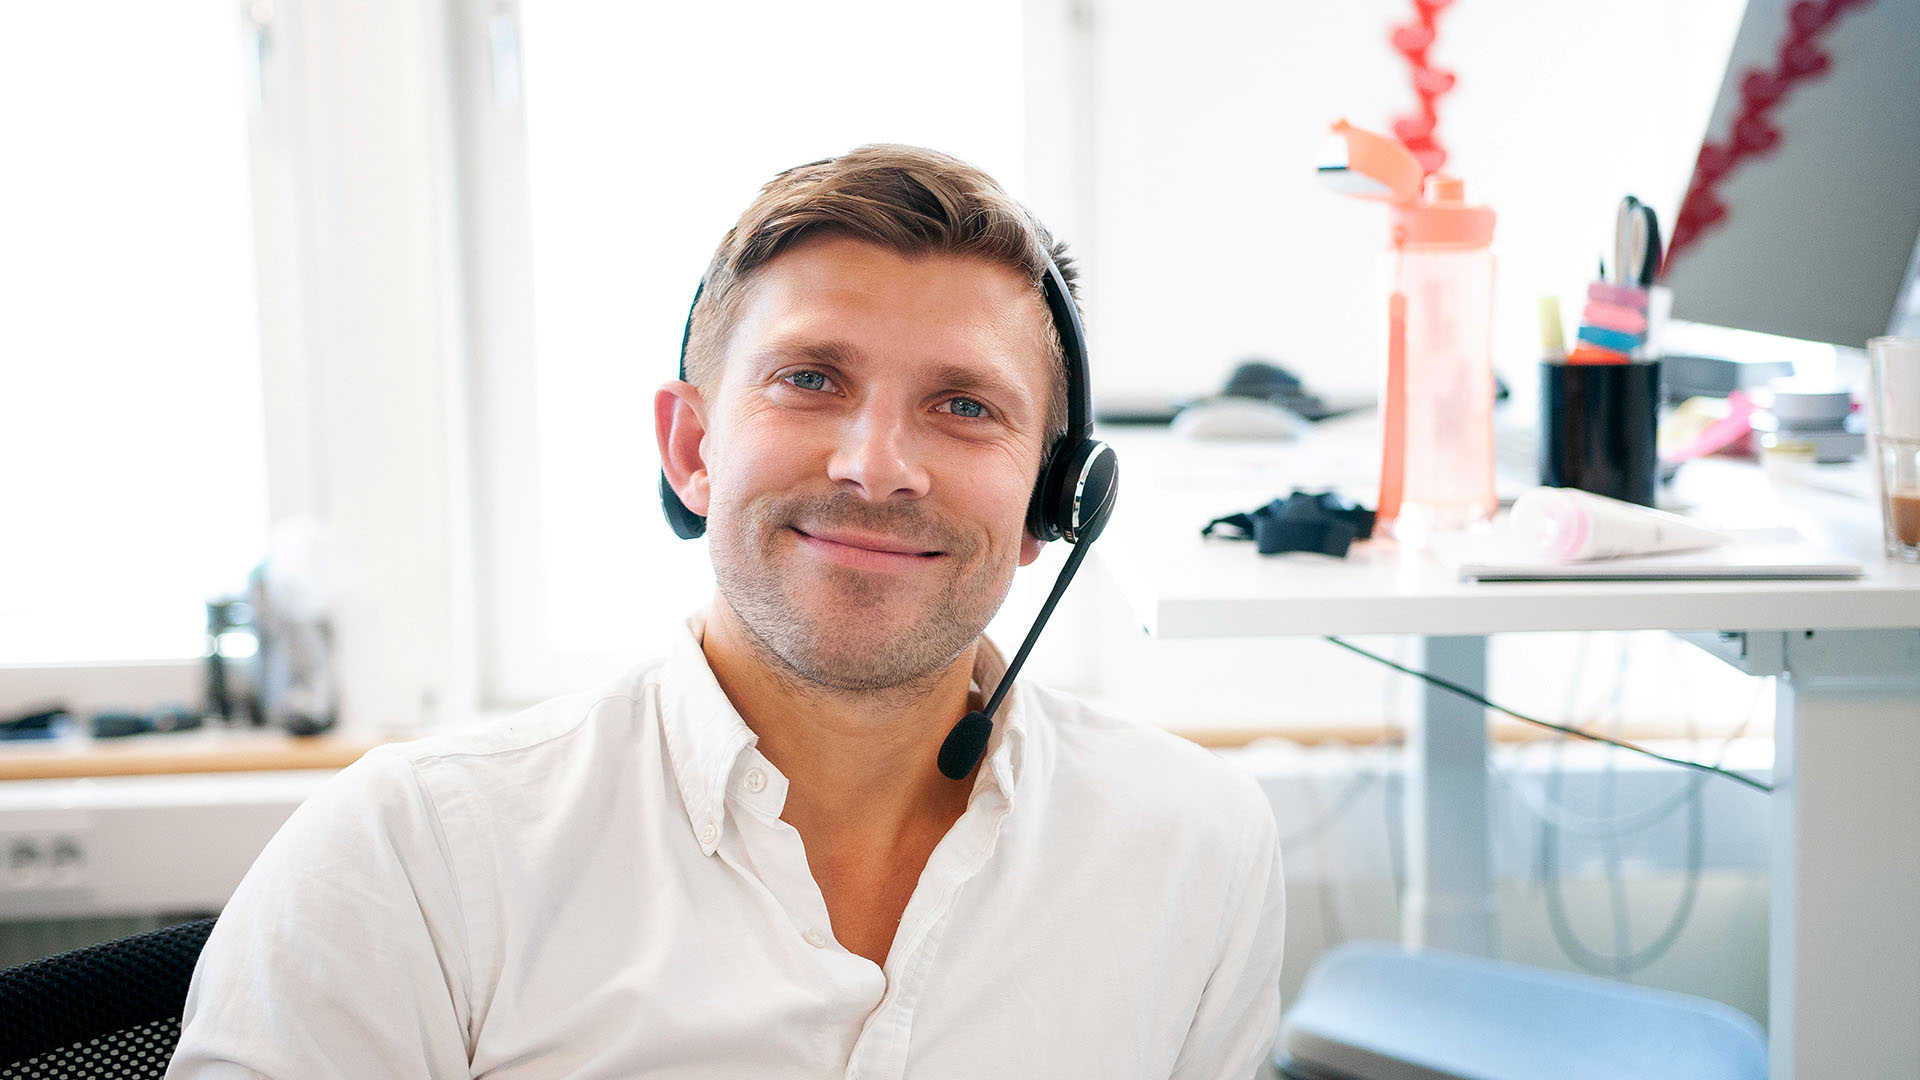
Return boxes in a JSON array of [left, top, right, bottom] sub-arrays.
[[1321, 120, 1498, 544]]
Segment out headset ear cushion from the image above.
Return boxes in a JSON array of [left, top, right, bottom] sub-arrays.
[[1037, 439, 1119, 545], [1026, 452, 1065, 543]]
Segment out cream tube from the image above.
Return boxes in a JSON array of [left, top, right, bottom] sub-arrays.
[[1510, 487, 1729, 562]]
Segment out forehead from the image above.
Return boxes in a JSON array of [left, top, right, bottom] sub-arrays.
[[722, 235, 1055, 392]]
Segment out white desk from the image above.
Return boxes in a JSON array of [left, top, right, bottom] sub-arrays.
[[1092, 428, 1920, 1080]]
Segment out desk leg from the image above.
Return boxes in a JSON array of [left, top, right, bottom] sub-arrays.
[[1402, 634, 1496, 955], [1769, 629, 1920, 1080]]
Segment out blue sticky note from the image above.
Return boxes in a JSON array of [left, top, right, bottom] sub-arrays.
[[1577, 324, 1641, 354]]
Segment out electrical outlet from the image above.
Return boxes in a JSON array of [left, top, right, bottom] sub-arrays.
[[47, 834, 86, 889], [1, 832, 87, 892], [4, 836, 42, 889]]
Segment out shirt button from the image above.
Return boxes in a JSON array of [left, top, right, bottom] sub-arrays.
[[744, 767, 767, 794], [699, 822, 718, 846], [803, 928, 828, 949]]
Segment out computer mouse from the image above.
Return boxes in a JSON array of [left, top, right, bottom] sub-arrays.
[[1171, 397, 1308, 441]]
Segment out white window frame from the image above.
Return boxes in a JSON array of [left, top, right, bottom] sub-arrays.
[[245, 0, 479, 737], [3, 0, 485, 737]]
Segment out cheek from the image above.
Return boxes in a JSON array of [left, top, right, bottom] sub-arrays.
[[708, 415, 806, 499], [969, 461, 1039, 547]]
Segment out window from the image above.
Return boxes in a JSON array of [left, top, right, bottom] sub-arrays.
[[0, 4, 267, 666]]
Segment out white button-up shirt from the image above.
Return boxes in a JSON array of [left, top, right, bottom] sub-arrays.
[[172, 613, 1285, 1078]]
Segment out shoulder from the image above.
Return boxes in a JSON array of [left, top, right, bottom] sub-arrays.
[[372, 661, 665, 790], [302, 659, 671, 848], [1018, 683, 1276, 861], [401, 664, 662, 767]]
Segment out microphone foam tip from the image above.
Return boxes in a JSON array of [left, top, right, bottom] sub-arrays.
[[937, 712, 993, 780]]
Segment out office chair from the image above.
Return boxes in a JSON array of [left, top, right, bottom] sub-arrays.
[[1275, 941, 1767, 1080], [0, 917, 216, 1078]]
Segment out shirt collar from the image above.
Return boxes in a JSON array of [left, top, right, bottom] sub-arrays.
[[658, 610, 758, 856], [968, 633, 1028, 807], [657, 609, 1029, 855]]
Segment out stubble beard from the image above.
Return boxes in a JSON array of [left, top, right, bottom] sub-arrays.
[[709, 491, 1016, 694]]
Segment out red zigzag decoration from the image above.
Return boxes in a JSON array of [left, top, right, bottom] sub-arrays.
[[1665, 0, 1876, 272], [1390, 0, 1457, 178]]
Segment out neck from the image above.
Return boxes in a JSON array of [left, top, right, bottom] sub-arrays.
[[700, 598, 985, 841]]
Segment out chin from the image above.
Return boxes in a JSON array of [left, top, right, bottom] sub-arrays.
[[724, 584, 968, 691], [786, 600, 968, 688]]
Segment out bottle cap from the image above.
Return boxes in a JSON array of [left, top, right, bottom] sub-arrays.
[[1391, 174, 1496, 249]]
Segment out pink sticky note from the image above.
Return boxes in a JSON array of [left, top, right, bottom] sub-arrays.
[[1587, 281, 1650, 311], [1582, 301, 1649, 334]]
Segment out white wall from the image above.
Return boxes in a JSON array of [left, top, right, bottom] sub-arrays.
[[1077, 0, 1743, 406]]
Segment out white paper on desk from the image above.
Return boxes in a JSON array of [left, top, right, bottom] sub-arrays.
[[1441, 527, 1863, 582]]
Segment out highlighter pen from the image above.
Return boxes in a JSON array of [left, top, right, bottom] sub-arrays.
[[1538, 296, 1566, 360]]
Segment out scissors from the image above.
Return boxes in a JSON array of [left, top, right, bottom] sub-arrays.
[[1613, 195, 1663, 287]]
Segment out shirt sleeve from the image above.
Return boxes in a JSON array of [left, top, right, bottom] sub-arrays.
[[1168, 785, 1287, 1080], [167, 748, 476, 1079]]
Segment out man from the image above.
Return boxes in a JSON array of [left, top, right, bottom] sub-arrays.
[[172, 145, 1285, 1078]]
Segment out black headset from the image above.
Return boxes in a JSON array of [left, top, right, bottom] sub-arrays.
[[660, 253, 1119, 780]]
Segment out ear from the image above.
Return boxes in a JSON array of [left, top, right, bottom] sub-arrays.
[[1018, 533, 1046, 567], [655, 381, 712, 516]]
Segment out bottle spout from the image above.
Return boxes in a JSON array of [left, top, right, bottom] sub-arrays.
[[1317, 119, 1424, 205]]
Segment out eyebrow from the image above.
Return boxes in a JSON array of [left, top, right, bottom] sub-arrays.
[[928, 363, 1036, 410], [745, 339, 862, 373]]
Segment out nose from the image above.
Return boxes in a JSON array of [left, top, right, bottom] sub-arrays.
[[825, 398, 931, 503]]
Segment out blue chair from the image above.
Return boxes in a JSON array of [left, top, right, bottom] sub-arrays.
[[1275, 942, 1767, 1080]]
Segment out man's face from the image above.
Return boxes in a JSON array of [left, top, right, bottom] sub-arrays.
[[686, 234, 1054, 691]]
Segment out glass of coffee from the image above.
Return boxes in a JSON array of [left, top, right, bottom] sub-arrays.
[[1867, 337, 1920, 561]]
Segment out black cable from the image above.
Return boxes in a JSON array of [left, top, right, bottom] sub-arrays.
[[1323, 636, 1773, 795]]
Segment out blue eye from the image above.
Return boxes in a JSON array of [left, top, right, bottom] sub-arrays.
[[786, 370, 830, 392], [946, 397, 987, 419]]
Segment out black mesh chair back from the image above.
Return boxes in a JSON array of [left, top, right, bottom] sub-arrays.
[[0, 917, 216, 1079]]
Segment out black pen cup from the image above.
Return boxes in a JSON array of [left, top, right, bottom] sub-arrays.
[[1539, 359, 1661, 507]]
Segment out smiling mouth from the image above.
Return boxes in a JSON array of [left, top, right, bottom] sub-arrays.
[[793, 527, 941, 556], [791, 527, 944, 570]]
